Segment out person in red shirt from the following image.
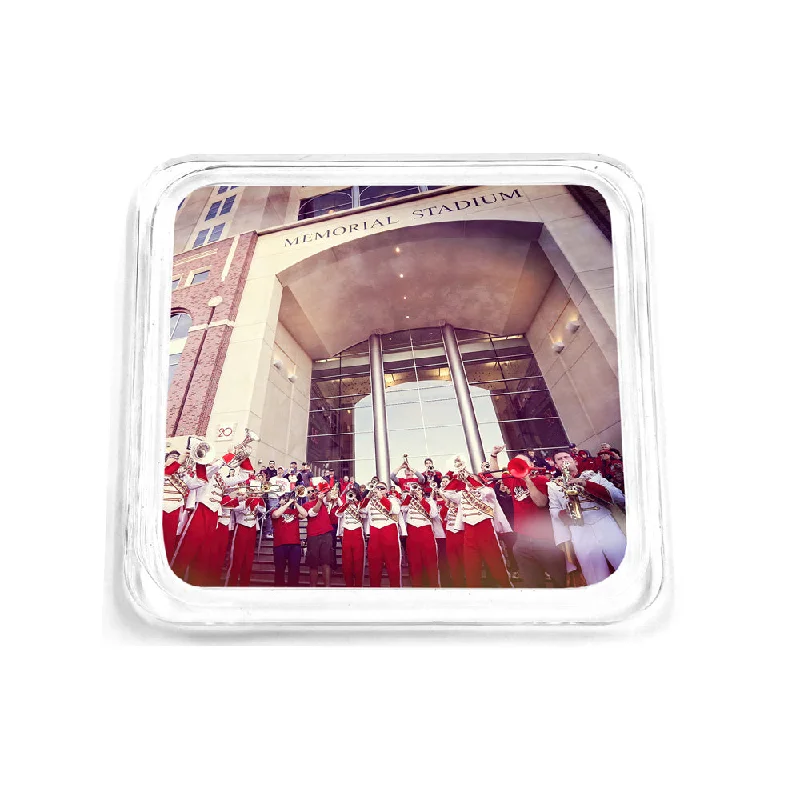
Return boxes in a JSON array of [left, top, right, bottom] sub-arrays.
[[489, 445, 566, 588], [390, 456, 426, 493], [302, 486, 335, 587], [270, 492, 308, 586]]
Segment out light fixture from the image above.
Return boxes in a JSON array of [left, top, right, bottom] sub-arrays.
[[273, 357, 284, 370], [566, 319, 581, 334], [403, 296, 407, 300], [552, 341, 565, 354], [399, 273, 404, 278], [287, 372, 297, 383], [395, 246, 401, 254], [406, 315, 410, 319]]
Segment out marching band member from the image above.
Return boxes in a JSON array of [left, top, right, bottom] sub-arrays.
[[445, 455, 514, 588], [490, 445, 566, 588], [547, 449, 626, 585], [422, 458, 443, 495], [361, 481, 403, 587], [401, 483, 441, 587], [390, 455, 426, 493], [162, 449, 205, 564], [171, 433, 255, 585], [336, 488, 366, 587], [440, 489, 465, 587], [271, 492, 308, 587], [226, 486, 265, 587]]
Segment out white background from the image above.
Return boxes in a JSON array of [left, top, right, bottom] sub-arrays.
[[3, 2, 797, 798]]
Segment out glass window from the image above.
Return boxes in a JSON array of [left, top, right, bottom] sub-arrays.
[[359, 186, 421, 206], [193, 229, 209, 248], [190, 270, 210, 286], [169, 312, 192, 340], [298, 189, 354, 220], [209, 223, 225, 243], [221, 195, 235, 214], [217, 186, 229, 194], [171, 277, 180, 291], [205, 201, 221, 221]]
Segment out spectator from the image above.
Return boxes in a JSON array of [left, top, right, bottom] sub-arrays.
[[297, 461, 314, 486], [271, 492, 308, 587], [264, 467, 291, 538], [302, 486, 334, 587], [263, 460, 278, 480]]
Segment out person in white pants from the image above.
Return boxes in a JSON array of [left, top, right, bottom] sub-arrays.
[[547, 450, 626, 586]]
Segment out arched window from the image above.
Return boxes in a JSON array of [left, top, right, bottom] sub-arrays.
[[170, 312, 192, 340], [168, 311, 192, 386]]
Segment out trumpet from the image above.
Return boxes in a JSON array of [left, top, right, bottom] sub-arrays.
[[345, 490, 358, 502], [294, 485, 307, 498]]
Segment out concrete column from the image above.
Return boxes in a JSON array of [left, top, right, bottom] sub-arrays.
[[369, 333, 391, 484], [443, 323, 485, 472]]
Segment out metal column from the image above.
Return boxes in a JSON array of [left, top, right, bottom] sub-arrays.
[[369, 333, 391, 484], [443, 323, 485, 472]]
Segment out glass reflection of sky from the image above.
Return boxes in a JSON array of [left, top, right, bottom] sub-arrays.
[[353, 379, 503, 480]]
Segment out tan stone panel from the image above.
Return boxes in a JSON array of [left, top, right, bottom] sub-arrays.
[[576, 292, 618, 373], [548, 373, 595, 445], [524, 275, 570, 347], [260, 381, 292, 452], [545, 215, 613, 274], [559, 321, 595, 372], [594, 420, 623, 452], [578, 267, 615, 291], [522, 185, 569, 201], [568, 344, 621, 436], [209, 338, 263, 414], [234, 275, 282, 327], [543, 353, 566, 387], [229, 321, 267, 344], [532, 192, 585, 223], [588, 286, 617, 334]]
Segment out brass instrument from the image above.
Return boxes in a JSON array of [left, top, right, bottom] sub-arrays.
[[345, 489, 358, 502], [246, 480, 265, 499], [559, 464, 584, 526], [228, 427, 260, 468], [328, 483, 340, 501], [294, 485, 307, 499], [184, 435, 216, 471]]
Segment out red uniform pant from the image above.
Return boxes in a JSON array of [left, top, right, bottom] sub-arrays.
[[195, 521, 230, 586], [367, 525, 402, 587], [227, 524, 257, 587], [446, 530, 466, 587], [163, 508, 182, 564], [171, 504, 218, 584], [463, 518, 513, 588], [341, 529, 365, 587], [406, 524, 440, 587]]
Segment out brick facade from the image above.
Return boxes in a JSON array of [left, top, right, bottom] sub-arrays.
[[167, 231, 258, 436]]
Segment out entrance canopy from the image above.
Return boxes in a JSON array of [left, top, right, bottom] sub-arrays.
[[277, 219, 552, 359]]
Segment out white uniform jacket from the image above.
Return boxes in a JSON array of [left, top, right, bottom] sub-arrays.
[[453, 484, 513, 534], [360, 495, 402, 530], [547, 471, 625, 546]]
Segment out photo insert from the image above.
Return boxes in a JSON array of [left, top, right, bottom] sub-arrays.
[[163, 183, 625, 588]]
